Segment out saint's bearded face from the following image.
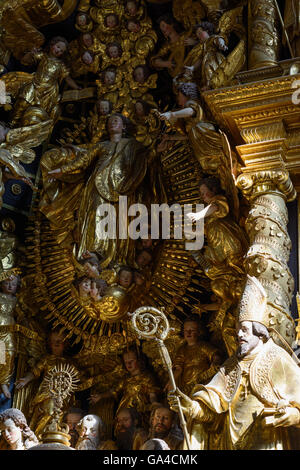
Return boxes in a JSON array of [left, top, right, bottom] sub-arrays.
[[237, 321, 260, 358], [115, 410, 135, 450], [151, 408, 173, 439], [115, 410, 132, 434]]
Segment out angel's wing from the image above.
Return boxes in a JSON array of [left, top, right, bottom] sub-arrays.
[[217, 6, 245, 39], [210, 39, 246, 89], [2, 6, 45, 61], [173, 0, 206, 29], [0, 148, 29, 178], [1, 71, 33, 100], [5, 120, 52, 163]]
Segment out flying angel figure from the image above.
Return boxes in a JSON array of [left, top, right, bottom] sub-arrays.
[[0, 118, 52, 207]]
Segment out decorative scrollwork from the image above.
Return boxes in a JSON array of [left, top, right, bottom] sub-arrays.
[[129, 306, 171, 341]]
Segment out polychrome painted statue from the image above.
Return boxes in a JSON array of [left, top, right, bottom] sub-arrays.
[[15, 330, 77, 439], [0, 408, 39, 450], [168, 276, 300, 450], [75, 414, 103, 450], [0, 274, 20, 400], [89, 348, 159, 423], [187, 177, 248, 339], [40, 113, 149, 268], [164, 315, 222, 396], [11, 36, 80, 126]]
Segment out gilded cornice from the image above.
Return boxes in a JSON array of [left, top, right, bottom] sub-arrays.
[[203, 75, 300, 112], [203, 74, 300, 185]]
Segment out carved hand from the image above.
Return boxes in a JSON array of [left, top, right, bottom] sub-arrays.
[[15, 376, 32, 390], [271, 407, 300, 428], [48, 168, 63, 182], [88, 393, 102, 405], [168, 387, 195, 415]]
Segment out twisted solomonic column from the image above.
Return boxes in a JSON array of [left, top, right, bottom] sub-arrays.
[[237, 169, 297, 346]]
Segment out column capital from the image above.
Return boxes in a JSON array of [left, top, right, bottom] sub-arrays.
[[237, 169, 296, 202]]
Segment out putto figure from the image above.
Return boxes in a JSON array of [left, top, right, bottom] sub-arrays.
[[11, 36, 80, 126], [89, 347, 159, 422], [164, 315, 221, 395]]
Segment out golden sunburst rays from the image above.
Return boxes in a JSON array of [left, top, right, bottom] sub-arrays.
[[42, 362, 80, 403]]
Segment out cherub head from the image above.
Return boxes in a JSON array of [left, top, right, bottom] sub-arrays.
[[82, 33, 94, 48], [102, 67, 117, 86], [96, 99, 113, 116], [126, 19, 141, 33], [118, 267, 134, 289], [105, 13, 119, 28], [133, 65, 149, 84], [0, 274, 20, 296], [79, 252, 101, 278], [194, 21, 215, 42], [76, 276, 92, 298], [48, 330, 67, 357], [0, 408, 38, 450], [106, 42, 122, 59], [48, 36, 68, 58], [76, 13, 89, 27], [136, 249, 152, 269], [95, 278, 108, 297], [133, 269, 145, 286], [126, 0, 138, 17], [199, 176, 223, 204], [134, 100, 149, 118], [82, 50, 94, 65]]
